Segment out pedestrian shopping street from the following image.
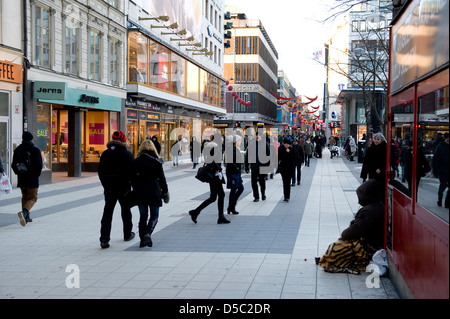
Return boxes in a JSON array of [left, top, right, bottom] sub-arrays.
[[0, 149, 399, 300]]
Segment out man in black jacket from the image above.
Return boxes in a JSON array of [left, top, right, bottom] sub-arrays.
[[291, 138, 305, 186], [12, 131, 43, 226], [245, 131, 271, 202], [98, 131, 135, 248]]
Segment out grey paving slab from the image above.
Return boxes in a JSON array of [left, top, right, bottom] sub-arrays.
[[0, 149, 400, 302]]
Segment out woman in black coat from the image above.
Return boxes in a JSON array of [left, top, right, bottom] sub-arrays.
[[132, 140, 169, 247], [189, 140, 230, 224], [278, 137, 295, 202]]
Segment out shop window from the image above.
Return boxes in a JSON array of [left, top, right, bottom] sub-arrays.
[[170, 53, 186, 95], [150, 41, 169, 90], [200, 69, 210, 103], [186, 61, 199, 100], [52, 109, 69, 164], [37, 104, 51, 170], [417, 86, 449, 222], [128, 32, 148, 84], [34, 4, 51, 68], [84, 111, 112, 163]]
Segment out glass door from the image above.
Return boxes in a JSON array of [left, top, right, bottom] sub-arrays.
[[0, 92, 10, 174]]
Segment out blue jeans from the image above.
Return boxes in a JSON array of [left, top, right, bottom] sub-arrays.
[[138, 204, 159, 240]]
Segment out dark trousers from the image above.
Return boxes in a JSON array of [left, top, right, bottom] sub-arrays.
[[438, 173, 449, 204], [292, 164, 301, 184], [100, 190, 133, 243], [138, 205, 159, 240], [251, 169, 266, 199], [228, 184, 244, 212], [305, 154, 311, 167], [281, 172, 292, 199], [195, 178, 225, 215]]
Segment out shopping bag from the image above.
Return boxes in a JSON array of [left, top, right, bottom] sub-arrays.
[[0, 174, 12, 194]]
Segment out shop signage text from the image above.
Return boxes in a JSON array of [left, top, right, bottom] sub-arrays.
[[34, 81, 67, 100], [80, 94, 100, 104], [0, 60, 22, 84]]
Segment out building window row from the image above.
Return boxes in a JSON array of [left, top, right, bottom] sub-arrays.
[[33, 2, 123, 86], [128, 31, 224, 108]]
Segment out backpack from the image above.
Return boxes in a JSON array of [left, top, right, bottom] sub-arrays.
[[15, 149, 32, 174]]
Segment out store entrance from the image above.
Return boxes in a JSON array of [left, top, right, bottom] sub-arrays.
[[51, 108, 69, 172]]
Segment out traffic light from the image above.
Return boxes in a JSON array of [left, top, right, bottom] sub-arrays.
[[224, 11, 231, 20], [224, 40, 231, 48], [234, 122, 240, 128], [224, 31, 232, 39], [224, 22, 233, 30]]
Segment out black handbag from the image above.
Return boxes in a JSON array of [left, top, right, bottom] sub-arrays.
[[195, 165, 214, 183]]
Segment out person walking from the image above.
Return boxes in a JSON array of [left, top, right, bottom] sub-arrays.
[[171, 136, 182, 166], [348, 136, 357, 161], [132, 139, 169, 248], [11, 132, 43, 226], [189, 140, 230, 224], [291, 138, 305, 186], [98, 131, 135, 249], [190, 136, 201, 169], [245, 132, 270, 202], [278, 137, 295, 202], [151, 135, 161, 155], [225, 135, 244, 215], [360, 133, 387, 189], [303, 136, 314, 167], [432, 133, 449, 208]]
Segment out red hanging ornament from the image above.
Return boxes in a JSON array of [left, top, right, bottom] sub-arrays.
[[228, 86, 233, 91]]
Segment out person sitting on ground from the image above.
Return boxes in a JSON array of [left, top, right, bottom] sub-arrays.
[[318, 179, 384, 274]]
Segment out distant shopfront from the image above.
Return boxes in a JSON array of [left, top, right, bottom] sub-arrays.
[[33, 81, 123, 182], [125, 98, 214, 161]]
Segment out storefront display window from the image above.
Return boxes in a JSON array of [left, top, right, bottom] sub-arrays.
[[52, 109, 69, 164], [170, 53, 186, 95], [200, 69, 210, 104], [187, 61, 199, 100], [84, 111, 112, 163], [37, 104, 51, 169], [150, 41, 170, 91], [128, 32, 148, 84]]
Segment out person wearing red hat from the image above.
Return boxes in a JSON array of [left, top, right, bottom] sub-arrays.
[[98, 131, 135, 248]]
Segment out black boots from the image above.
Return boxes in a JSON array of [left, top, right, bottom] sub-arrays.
[[217, 214, 230, 224], [189, 209, 230, 224], [189, 210, 199, 224], [139, 220, 158, 248]]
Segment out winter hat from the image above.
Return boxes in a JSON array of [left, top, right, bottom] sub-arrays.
[[22, 131, 34, 142], [112, 131, 126, 142], [283, 137, 292, 144]]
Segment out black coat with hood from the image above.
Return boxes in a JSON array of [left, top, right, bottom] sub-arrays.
[[98, 140, 134, 193], [132, 150, 168, 207], [12, 140, 43, 188], [341, 179, 385, 249]]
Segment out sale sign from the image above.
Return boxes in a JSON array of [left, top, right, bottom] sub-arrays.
[[89, 123, 104, 145]]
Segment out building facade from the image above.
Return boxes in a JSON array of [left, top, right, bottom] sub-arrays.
[[0, 0, 24, 187], [222, 6, 278, 130], [21, 0, 128, 183], [337, 0, 391, 142], [277, 70, 296, 133], [126, 0, 226, 160]]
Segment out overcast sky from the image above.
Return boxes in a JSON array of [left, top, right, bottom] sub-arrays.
[[224, 0, 347, 107]]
